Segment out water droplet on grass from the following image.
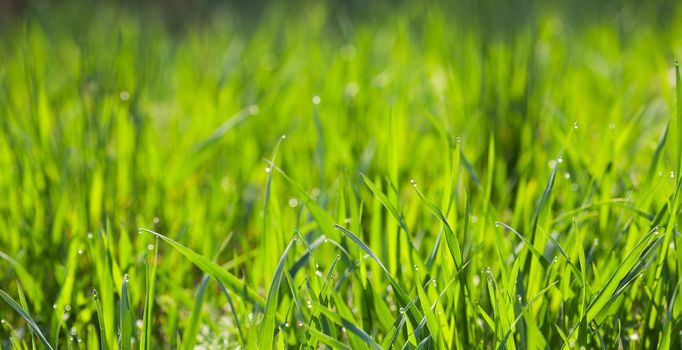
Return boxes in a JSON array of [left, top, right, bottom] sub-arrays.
[[78, 249, 83, 255], [87, 233, 93, 239], [410, 179, 417, 186], [265, 167, 271, 173], [147, 244, 154, 250], [573, 122, 579, 129], [312, 95, 321, 105], [65, 305, 71, 312], [119, 91, 130, 101]]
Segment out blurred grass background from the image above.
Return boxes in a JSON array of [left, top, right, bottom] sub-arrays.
[[1, 0, 682, 348]]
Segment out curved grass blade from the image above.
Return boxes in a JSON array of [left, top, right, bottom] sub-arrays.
[[360, 173, 408, 232], [0, 288, 53, 350], [411, 184, 462, 268], [216, 281, 244, 343], [139, 228, 265, 308], [332, 224, 423, 328], [303, 325, 351, 350], [494, 222, 550, 269]]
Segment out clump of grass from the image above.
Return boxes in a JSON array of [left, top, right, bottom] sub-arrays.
[[1, 0, 681, 348]]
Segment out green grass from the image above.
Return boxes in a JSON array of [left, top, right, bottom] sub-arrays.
[[1, 0, 682, 348]]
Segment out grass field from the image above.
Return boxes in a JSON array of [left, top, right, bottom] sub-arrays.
[[1, 0, 682, 349]]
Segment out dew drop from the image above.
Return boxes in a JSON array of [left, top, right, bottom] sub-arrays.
[[153, 217, 160, 224], [670, 171, 675, 178], [410, 179, 417, 186], [147, 244, 155, 251], [281, 134, 286, 140], [119, 91, 130, 101], [65, 305, 71, 312], [248, 105, 260, 115], [312, 95, 321, 105], [564, 173, 571, 179], [456, 136, 461, 143], [265, 167, 271, 173], [297, 321, 303, 327], [324, 239, 329, 243], [557, 157, 563, 163], [52, 304, 57, 309], [573, 122, 579, 130], [399, 308, 405, 314], [78, 249, 84, 255], [70, 327, 77, 336], [87, 233, 94, 239]]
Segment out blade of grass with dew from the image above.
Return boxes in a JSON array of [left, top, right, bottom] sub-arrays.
[[120, 273, 133, 350], [93, 289, 109, 350], [141, 242, 157, 350], [0, 288, 54, 350]]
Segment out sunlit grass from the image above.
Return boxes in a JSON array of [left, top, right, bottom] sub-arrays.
[[1, 1, 681, 348]]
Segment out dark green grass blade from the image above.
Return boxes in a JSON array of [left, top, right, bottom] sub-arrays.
[[182, 275, 210, 350], [216, 281, 244, 343], [92, 289, 109, 350]]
